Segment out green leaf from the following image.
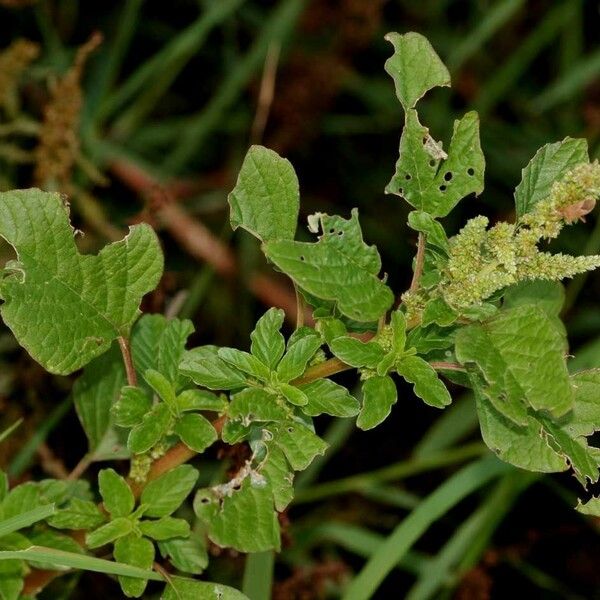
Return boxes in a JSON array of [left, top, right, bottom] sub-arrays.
[[144, 369, 177, 406], [407, 211, 449, 253], [228, 388, 289, 424], [162, 576, 249, 600], [268, 422, 328, 470], [514, 137, 589, 217], [73, 343, 127, 460], [47, 498, 105, 530], [179, 346, 247, 390], [194, 478, 280, 553], [86, 517, 133, 548], [396, 356, 452, 408], [564, 370, 600, 438], [576, 497, 600, 517], [538, 415, 598, 485], [502, 280, 564, 317], [264, 210, 394, 322], [276, 334, 322, 382], [174, 413, 217, 453], [0, 189, 163, 374], [250, 308, 286, 370], [98, 469, 134, 518], [127, 402, 172, 454], [357, 375, 397, 430], [329, 337, 385, 368], [228, 145, 299, 242], [112, 386, 152, 428], [2, 483, 41, 520], [131, 314, 195, 386], [0, 545, 163, 581], [221, 420, 252, 445], [386, 110, 485, 217], [406, 324, 455, 355], [139, 516, 190, 541], [384, 31, 450, 110], [176, 389, 226, 413], [114, 534, 155, 598], [471, 378, 567, 473], [455, 305, 573, 420], [217, 348, 271, 381], [158, 536, 208, 575], [421, 297, 458, 327], [141, 465, 199, 518], [0, 557, 24, 600], [0, 505, 56, 539], [299, 379, 360, 417], [278, 383, 308, 407], [261, 444, 294, 511]]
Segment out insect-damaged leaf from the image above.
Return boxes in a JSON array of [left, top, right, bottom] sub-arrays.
[[228, 145, 299, 242], [194, 478, 280, 553], [386, 109, 485, 217], [264, 210, 393, 322], [0, 189, 163, 374]]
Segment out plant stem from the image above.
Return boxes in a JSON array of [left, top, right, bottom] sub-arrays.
[[429, 361, 466, 372], [292, 358, 353, 386], [118, 336, 137, 387], [409, 232, 426, 293]]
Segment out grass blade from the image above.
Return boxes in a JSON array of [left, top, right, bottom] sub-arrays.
[[0, 546, 164, 581], [0, 418, 23, 444], [0, 505, 56, 538], [242, 551, 274, 600], [342, 456, 511, 600], [447, 0, 525, 71], [164, 0, 307, 172]]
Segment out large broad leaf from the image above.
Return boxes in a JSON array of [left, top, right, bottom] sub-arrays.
[[384, 32, 450, 110], [455, 305, 573, 421], [471, 371, 600, 485], [386, 109, 485, 217], [514, 137, 588, 217], [194, 478, 280, 553], [264, 210, 393, 322], [228, 145, 299, 242], [0, 189, 163, 374]]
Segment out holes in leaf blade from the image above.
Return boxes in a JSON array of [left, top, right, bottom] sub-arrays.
[[439, 185, 447, 192], [444, 172, 453, 181], [467, 167, 475, 176]]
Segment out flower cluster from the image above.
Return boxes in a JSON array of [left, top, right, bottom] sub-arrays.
[[440, 162, 600, 310]]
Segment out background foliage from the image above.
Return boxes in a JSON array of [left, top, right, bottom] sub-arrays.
[[0, 0, 599, 598]]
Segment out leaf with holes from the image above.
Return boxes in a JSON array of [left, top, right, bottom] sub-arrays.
[[228, 145, 299, 242], [194, 478, 280, 553], [386, 110, 485, 217], [0, 189, 163, 374], [264, 210, 393, 322]]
